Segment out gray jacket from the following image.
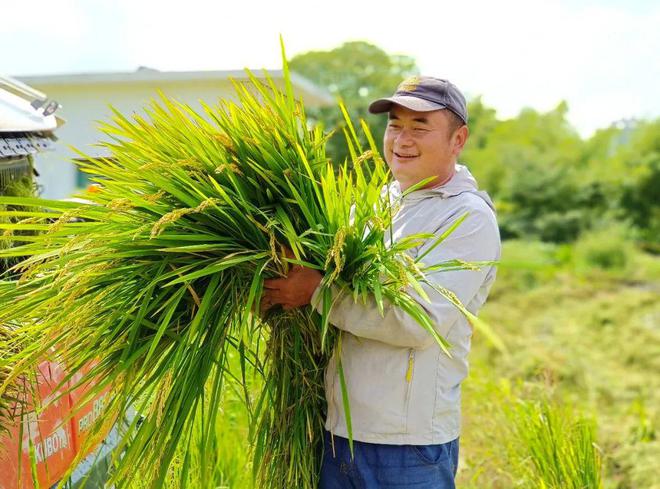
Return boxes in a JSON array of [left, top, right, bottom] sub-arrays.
[[311, 164, 501, 445]]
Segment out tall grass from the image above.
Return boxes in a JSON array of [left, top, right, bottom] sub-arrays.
[[508, 398, 603, 488]]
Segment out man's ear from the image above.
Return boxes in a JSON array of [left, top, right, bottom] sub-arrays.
[[452, 125, 469, 156]]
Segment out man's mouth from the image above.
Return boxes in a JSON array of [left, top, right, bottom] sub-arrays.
[[393, 152, 419, 160]]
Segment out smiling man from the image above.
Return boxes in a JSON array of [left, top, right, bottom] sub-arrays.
[[263, 77, 501, 488], [379, 90, 468, 192]]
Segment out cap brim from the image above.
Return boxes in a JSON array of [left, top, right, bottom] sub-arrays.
[[368, 95, 446, 114]]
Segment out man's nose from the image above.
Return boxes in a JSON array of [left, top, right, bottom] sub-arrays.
[[395, 128, 414, 146]]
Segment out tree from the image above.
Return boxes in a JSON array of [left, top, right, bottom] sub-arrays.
[[462, 102, 609, 242], [290, 41, 419, 163], [613, 119, 660, 250]]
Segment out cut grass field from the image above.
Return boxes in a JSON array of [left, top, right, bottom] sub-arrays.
[[458, 238, 660, 489]]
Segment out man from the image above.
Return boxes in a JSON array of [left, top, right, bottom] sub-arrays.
[[263, 77, 501, 488]]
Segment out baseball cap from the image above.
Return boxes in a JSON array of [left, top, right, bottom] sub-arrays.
[[368, 76, 468, 124]]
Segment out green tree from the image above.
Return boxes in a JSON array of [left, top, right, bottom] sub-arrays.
[[461, 102, 605, 242], [612, 119, 660, 250], [290, 41, 419, 163]]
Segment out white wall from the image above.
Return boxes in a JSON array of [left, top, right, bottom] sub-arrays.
[[32, 79, 246, 199]]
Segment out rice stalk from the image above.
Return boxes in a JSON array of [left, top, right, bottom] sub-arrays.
[[0, 169, 39, 434], [508, 398, 603, 489]]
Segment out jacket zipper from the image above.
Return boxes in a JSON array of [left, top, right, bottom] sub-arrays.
[[329, 350, 339, 430], [403, 348, 415, 432], [405, 349, 415, 398]]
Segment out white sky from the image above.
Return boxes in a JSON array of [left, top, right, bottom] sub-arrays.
[[2, 0, 659, 137]]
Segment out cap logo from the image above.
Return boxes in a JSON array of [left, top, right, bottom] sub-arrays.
[[397, 76, 421, 92]]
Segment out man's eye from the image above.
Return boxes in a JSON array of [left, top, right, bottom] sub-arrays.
[[414, 127, 428, 132]]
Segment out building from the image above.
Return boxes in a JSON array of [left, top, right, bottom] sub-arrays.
[[17, 68, 333, 199]]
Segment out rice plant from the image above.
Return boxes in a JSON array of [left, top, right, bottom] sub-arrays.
[[0, 43, 483, 488], [0, 320, 18, 435], [509, 399, 603, 489], [0, 169, 38, 433]]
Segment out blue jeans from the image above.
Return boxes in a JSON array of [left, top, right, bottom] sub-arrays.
[[319, 431, 459, 488]]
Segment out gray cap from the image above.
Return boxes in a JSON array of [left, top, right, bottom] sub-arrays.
[[368, 76, 468, 124]]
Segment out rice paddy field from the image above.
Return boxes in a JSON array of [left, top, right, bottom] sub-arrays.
[[126, 237, 659, 489]]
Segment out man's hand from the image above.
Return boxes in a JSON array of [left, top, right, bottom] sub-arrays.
[[262, 263, 323, 312]]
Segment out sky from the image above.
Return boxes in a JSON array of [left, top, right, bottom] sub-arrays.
[[2, 0, 659, 137]]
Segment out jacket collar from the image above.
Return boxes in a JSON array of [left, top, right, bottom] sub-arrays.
[[392, 164, 496, 211]]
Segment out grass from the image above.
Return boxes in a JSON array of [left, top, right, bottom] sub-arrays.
[[507, 398, 602, 489], [457, 237, 659, 489]]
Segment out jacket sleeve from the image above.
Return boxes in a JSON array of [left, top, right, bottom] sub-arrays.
[[311, 206, 501, 349]]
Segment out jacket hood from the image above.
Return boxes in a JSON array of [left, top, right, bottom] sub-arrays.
[[395, 164, 496, 212]]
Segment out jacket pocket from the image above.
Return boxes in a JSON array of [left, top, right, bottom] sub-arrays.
[[339, 336, 412, 434], [410, 443, 449, 465]]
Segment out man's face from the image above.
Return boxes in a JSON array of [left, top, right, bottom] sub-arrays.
[[383, 105, 460, 191]]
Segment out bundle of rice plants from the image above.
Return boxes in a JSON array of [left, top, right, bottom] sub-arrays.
[[0, 44, 484, 488]]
